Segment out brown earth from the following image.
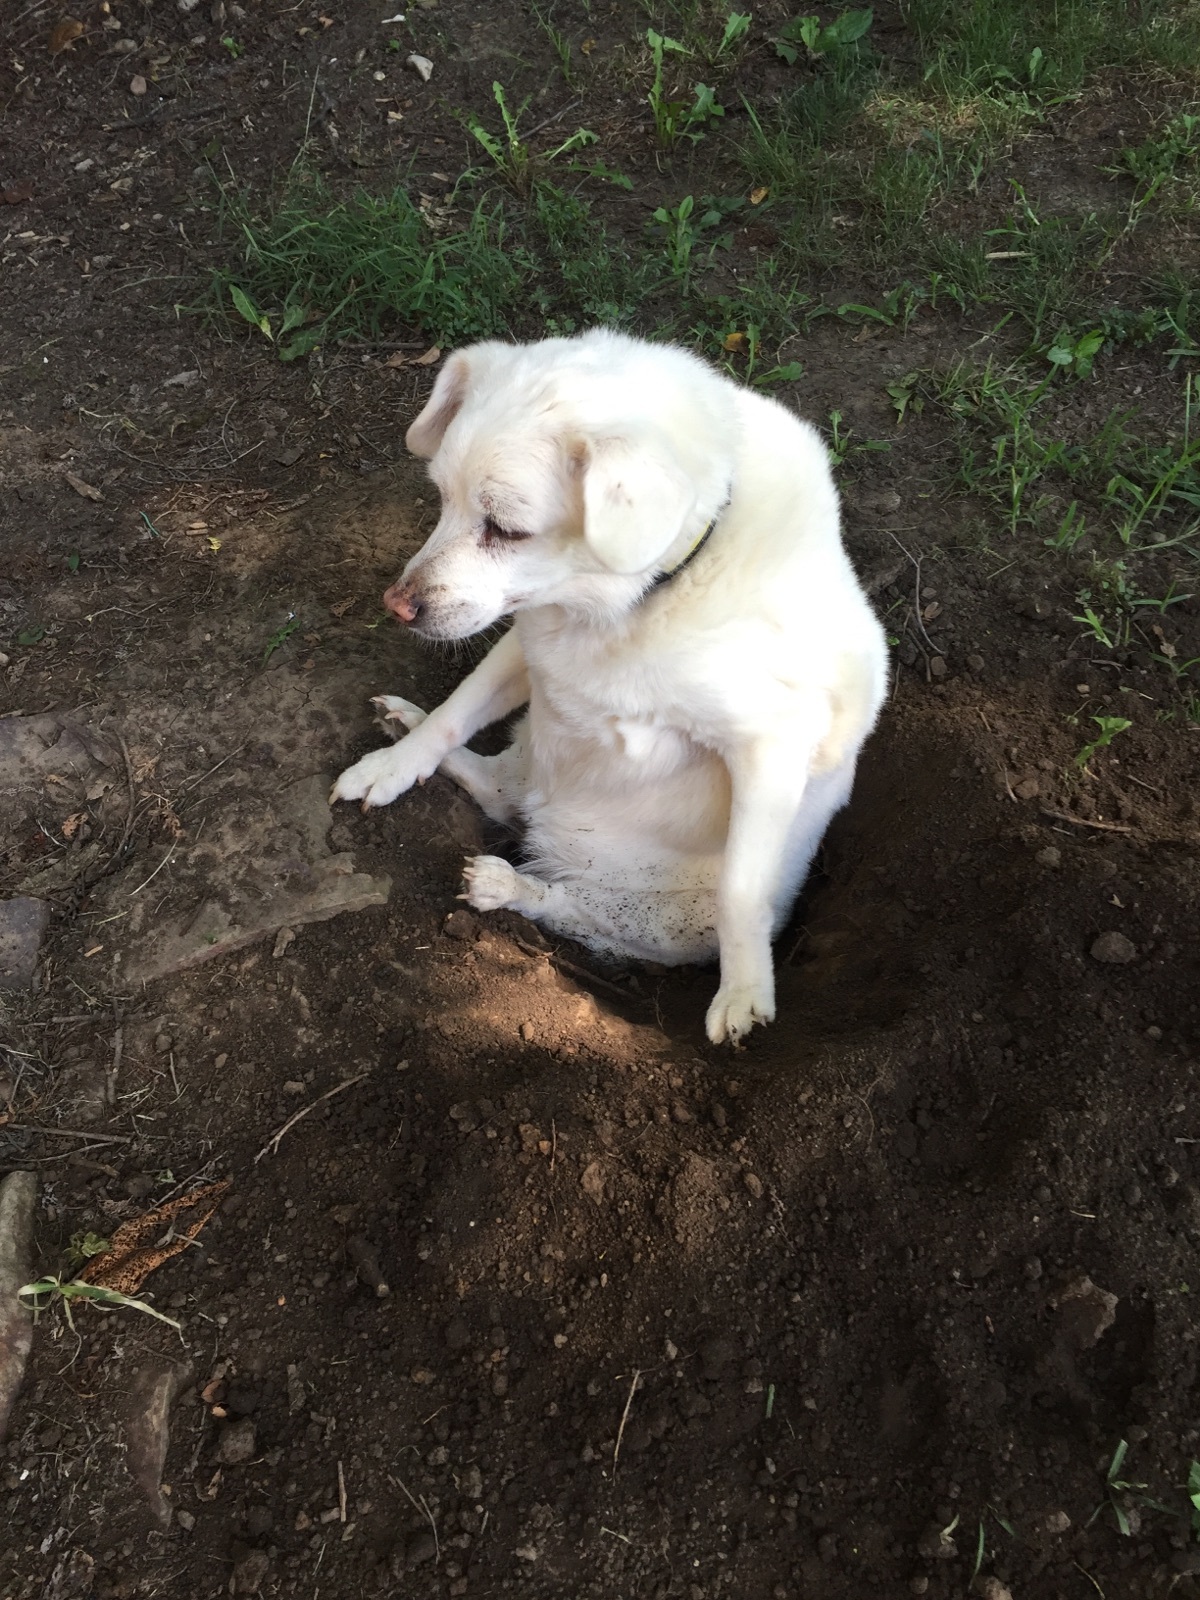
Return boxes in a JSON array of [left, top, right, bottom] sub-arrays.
[[3, 4, 1200, 1600]]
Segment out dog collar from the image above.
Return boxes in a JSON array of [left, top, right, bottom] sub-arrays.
[[649, 494, 729, 591]]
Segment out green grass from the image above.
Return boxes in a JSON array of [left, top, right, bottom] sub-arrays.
[[207, 171, 665, 355]]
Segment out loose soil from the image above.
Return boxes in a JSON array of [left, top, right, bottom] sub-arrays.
[[2, 5, 1200, 1600]]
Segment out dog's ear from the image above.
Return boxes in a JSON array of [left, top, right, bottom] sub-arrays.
[[406, 353, 471, 458], [577, 435, 696, 576]]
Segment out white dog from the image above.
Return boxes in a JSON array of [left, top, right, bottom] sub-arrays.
[[332, 330, 887, 1044]]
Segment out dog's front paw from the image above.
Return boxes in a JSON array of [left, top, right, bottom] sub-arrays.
[[371, 694, 427, 734], [705, 980, 775, 1046], [461, 854, 521, 912], [330, 743, 429, 809]]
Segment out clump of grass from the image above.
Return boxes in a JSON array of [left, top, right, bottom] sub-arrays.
[[206, 169, 669, 356], [210, 172, 523, 356]]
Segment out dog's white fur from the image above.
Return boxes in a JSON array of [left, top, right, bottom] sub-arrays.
[[332, 329, 887, 1044]]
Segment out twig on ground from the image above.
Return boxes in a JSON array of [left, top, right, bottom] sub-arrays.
[[1041, 808, 1134, 834], [337, 1459, 347, 1523], [254, 1072, 369, 1163], [2, 1124, 134, 1143], [390, 1475, 440, 1560], [612, 1368, 641, 1474], [510, 933, 639, 1003]]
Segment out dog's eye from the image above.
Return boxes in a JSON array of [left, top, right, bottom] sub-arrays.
[[481, 517, 530, 546]]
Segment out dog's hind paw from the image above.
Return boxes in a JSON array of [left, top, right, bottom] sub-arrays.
[[461, 855, 522, 912], [705, 981, 775, 1046]]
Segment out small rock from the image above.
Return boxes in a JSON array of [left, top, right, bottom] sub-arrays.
[[910, 1579, 930, 1596], [966, 653, 985, 672], [514, 1544, 540, 1562], [1036, 847, 1061, 867], [406, 1531, 438, 1566], [743, 1172, 764, 1200], [443, 909, 476, 940], [929, 655, 947, 678], [232, 1548, 270, 1595], [272, 926, 295, 958], [976, 1579, 1013, 1600], [214, 1418, 257, 1464], [176, 1510, 195, 1532], [581, 1161, 605, 1202], [1090, 931, 1137, 965], [1014, 776, 1040, 800], [123, 1361, 193, 1524], [1057, 1275, 1118, 1348], [519, 1021, 535, 1042], [0, 897, 50, 990], [1040, 1509, 1071, 1536], [130, 74, 147, 94], [274, 444, 303, 467], [154, 1033, 173, 1053], [406, 52, 433, 80]]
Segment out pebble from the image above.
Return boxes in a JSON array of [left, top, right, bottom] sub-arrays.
[[1013, 776, 1039, 799], [407, 1531, 438, 1567], [1036, 847, 1060, 867], [1090, 931, 1137, 964], [130, 75, 147, 95], [977, 1579, 1013, 1600], [519, 1021, 535, 1041], [214, 1419, 257, 1464], [232, 1548, 270, 1595], [743, 1172, 764, 1199], [1040, 1509, 1070, 1536], [176, 1510, 195, 1532], [929, 655, 947, 678], [966, 653, 985, 672], [909, 1579, 929, 1596]]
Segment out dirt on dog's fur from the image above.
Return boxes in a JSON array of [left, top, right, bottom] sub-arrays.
[[2, 6, 1200, 1600]]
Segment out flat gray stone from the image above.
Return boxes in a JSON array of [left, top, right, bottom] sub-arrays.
[[106, 774, 390, 983], [122, 1360, 193, 1526], [0, 1170, 37, 1444], [0, 896, 50, 989]]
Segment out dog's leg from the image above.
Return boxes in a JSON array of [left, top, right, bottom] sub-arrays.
[[461, 855, 719, 963], [373, 696, 528, 825], [707, 736, 820, 1046], [330, 629, 529, 809]]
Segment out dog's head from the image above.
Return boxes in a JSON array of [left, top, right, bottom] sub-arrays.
[[385, 333, 733, 639]]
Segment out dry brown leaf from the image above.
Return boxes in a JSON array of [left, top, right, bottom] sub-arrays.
[[2, 181, 35, 205], [64, 471, 102, 501], [49, 18, 84, 53], [415, 345, 442, 365], [722, 331, 748, 354], [749, 186, 769, 205], [330, 596, 356, 617], [60, 811, 87, 840], [383, 350, 410, 368], [81, 1179, 230, 1297]]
